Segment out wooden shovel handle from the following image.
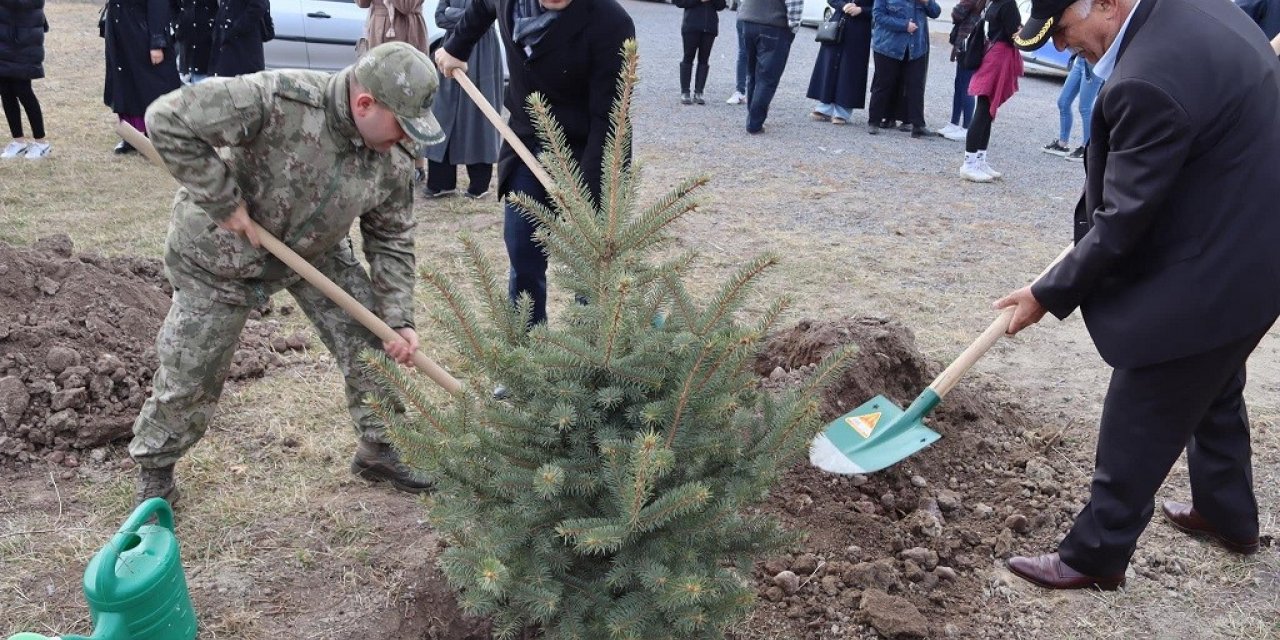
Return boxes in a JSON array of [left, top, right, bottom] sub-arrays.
[[450, 71, 557, 192], [927, 244, 1074, 398], [115, 121, 462, 394]]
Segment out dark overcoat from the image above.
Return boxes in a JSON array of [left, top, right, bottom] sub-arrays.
[[673, 0, 727, 36], [0, 0, 46, 80], [175, 0, 217, 75], [210, 0, 267, 77], [441, 0, 635, 202], [806, 0, 874, 109], [101, 0, 181, 114]]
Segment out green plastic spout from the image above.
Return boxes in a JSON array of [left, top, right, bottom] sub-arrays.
[[58, 611, 128, 640]]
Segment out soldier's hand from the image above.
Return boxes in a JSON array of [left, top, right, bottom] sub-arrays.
[[433, 48, 468, 80], [150, 49, 164, 65], [217, 203, 263, 248], [994, 286, 1047, 336], [384, 327, 419, 366]]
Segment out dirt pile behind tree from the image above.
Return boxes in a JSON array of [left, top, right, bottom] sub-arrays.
[[0, 236, 309, 465], [744, 317, 1097, 639]]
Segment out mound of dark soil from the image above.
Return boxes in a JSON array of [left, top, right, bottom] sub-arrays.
[[0, 236, 310, 464], [744, 317, 1086, 639]]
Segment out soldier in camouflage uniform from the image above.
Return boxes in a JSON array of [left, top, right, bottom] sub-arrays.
[[132, 42, 445, 506]]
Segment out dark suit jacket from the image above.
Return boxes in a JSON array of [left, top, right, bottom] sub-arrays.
[[442, 0, 635, 202], [1032, 0, 1280, 369]]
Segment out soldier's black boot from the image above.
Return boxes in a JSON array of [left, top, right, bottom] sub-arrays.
[[351, 441, 433, 494], [135, 464, 180, 507]]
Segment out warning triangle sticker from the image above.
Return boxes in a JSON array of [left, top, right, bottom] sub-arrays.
[[845, 412, 881, 439]]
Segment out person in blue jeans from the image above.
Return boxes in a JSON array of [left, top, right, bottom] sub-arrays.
[[738, 0, 802, 133], [1041, 56, 1102, 161], [939, 0, 984, 142], [726, 19, 748, 104]]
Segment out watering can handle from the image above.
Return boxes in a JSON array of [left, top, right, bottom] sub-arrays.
[[92, 498, 175, 599]]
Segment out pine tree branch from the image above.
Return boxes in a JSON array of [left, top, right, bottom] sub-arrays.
[[460, 233, 524, 347], [696, 254, 778, 336]]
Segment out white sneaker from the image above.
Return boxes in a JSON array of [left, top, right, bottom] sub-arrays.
[[975, 151, 1003, 179], [959, 160, 994, 183], [725, 90, 746, 105], [1, 141, 30, 159], [938, 123, 958, 136], [24, 142, 51, 159], [943, 127, 968, 142]]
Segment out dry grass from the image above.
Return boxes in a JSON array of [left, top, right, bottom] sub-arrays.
[[2, 2, 1277, 639]]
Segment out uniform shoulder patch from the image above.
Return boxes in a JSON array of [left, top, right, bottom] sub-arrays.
[[272, 71, 329, 108]]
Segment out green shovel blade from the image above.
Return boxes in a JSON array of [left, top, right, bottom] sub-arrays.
[[809, 390, 943, 474]]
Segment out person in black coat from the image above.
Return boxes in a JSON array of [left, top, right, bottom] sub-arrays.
[[175, 0, 217, 83], [0, 0, 50, 158], [434, 0, 635, 328], [673, 0, 727, 105], [806, 0, 873, 124], [210, 0, 268, 77], [998, 0, 1280, 590], [101, 0, 181, 154]]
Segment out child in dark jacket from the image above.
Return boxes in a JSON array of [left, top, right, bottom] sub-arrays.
[[0, 0, 50, 159], [674, 0, 728, 105]]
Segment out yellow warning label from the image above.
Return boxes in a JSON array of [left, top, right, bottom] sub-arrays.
[[845, 412, 881, 439]]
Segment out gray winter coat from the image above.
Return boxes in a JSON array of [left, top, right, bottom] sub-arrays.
[[423, 0, 502, 165]]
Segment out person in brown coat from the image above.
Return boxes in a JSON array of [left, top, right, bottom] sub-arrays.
[[358, 0, 430, 179]]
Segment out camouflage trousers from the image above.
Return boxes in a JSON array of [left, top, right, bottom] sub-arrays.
[[129, 243, 402, 468]]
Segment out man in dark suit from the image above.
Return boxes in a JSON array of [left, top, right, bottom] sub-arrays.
[[997, 0, 1280, 590], [433, 0, 635, 327]]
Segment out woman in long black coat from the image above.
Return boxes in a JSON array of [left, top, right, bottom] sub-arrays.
[[0, 0, 50, 158], [210, 0, 268, 77], [806, 0, 874, 125], [101, 0, 181, 153]]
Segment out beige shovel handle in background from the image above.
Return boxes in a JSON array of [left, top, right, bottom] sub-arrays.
[[449, 71, 557, 192], [927, 244, 1074, 398], [115, 121, 463, 394]]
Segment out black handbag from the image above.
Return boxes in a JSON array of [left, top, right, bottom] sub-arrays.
[[960, 5, 989, 70], [815, 16, 844, 45]]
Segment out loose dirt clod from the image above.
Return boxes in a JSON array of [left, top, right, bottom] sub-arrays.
[[0, 236, 309, 463]]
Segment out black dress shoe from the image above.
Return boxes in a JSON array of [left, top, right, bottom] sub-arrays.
[[1161, 502, 1260, 555], [911, 126, 937, 139], [1007, 553, 1125, 591], [113, 140, 137, 155], [898, 122, 913, 132], [867, 124, 880, 135]]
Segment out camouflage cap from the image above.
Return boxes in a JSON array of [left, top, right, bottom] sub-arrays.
[[353, 42, 445, 146]]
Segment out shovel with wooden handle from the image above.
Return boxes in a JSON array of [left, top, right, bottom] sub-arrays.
[[115, 121, 462, 394], [809, 244, 1073, 474], [448, 70, 557, 192]]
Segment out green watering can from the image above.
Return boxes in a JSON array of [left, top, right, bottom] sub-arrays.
[[7, 498, 197, 640]]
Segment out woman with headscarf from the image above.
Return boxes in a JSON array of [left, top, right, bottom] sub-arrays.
[[422, 0, 502, 198]]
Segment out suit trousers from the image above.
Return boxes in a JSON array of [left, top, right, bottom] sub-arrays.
[[1057, 324, 1271, 577], [868, 50, 928, 128]]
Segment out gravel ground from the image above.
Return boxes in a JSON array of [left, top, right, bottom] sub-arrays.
[[623, 0, 1082, 240]]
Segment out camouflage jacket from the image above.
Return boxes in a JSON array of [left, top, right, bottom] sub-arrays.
[[145, 68, 418, 328]]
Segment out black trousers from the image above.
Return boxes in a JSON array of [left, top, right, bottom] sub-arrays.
[[680, 32, 716, 93], [0, 77, 44, 140], [1057, 324, 1272, 577], [867, 50, 928, 128], [426, 159, 493, 196], [966, 95, 993, 152]]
